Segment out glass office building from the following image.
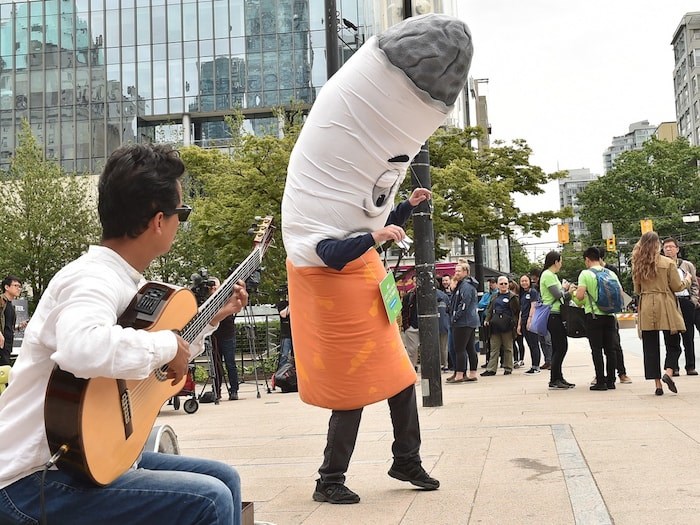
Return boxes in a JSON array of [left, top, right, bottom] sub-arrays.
[[0, 0, 325, 172], [0, 0, 457, 173]]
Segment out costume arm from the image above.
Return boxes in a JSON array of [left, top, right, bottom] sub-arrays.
[[316, 200, 415, 271], [316, 234, 376, 271], [386, 200, 414, 227]]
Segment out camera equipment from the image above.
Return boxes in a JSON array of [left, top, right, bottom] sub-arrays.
[[190, 267, 216, 306], [229, 264, 263, 296]]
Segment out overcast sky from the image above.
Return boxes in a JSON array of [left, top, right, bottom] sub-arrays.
[[458, 1, 697, 212], [456, 2, 698, 255]]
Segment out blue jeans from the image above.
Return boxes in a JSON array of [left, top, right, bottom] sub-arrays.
[[0, 452, 241, 525], [279, 337, 293, 368]]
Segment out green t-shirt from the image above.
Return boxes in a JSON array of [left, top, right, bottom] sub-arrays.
[[575, 266, 620, 316], [540, 269, 563, 313]]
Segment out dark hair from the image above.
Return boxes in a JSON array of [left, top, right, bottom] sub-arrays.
[[543, 251, 561, 269], [529, 267, 541, 278], [2, 275, 21, 290], [662, 237, 679, 248], [486, 277, 497, 283], [98, 144, 185, 240], [583, 247, 601, 261]]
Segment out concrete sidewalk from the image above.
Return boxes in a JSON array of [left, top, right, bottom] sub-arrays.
[[156, 332, 700, 524]]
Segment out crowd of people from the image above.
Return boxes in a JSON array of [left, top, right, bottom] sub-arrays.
[[401, 235, 699, 398]]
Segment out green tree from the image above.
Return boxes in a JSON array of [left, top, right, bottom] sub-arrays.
[[426, 127, 569, 258], [176, 109, 299, 296], [509, 240, 533, 277], [0, 121, 100, 309], [577, 137, 700, 261]]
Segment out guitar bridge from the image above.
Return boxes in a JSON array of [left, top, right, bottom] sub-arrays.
[[117, 379, 134, 439]]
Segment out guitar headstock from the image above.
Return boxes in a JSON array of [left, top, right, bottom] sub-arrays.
[[252, 216, 275, 255]]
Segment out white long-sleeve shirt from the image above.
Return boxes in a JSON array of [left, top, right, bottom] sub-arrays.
[[0, 245, 213, 488]]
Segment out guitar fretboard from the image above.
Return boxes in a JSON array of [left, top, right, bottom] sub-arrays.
[[180, 250, 262, 343]]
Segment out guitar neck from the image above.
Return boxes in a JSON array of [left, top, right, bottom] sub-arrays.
[[180, 250, 261, 343]]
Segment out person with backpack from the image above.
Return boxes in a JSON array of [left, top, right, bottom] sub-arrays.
[[572, 247, 622, 391]]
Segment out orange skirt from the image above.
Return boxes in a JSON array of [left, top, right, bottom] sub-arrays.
[[286, 250, 417, 410]]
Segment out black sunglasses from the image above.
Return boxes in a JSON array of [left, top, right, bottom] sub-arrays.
[[164, 205, 192, 222]]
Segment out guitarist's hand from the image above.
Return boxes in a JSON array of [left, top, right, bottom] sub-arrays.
[[211, 280, 249, 325], [167, 335, 190, 386]]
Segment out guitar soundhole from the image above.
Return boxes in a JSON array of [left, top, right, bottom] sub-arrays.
[[154, 365, 168, 382]]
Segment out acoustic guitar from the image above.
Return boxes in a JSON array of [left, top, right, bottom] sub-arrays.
[[44, 216, 274, 486]]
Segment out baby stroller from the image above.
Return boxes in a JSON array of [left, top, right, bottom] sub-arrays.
[[170, 364, 199, 414]]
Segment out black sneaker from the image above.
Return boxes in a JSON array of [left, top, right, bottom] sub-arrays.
[[590, 383, 608, 391], [503, 370, 512, 375], [549, 380, 572, 389], [480, 370, 496, 376], [312, 480, 360, 504], [388, 462, 440, 490], [561, 379, 576, 388]]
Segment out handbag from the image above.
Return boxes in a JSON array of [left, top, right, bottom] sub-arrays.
[[561, 303, 587, 338], [529, 302, 551, 336], [490, 312, 514, 333]]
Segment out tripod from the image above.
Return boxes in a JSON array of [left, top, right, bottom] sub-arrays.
[[238, 299, 271, 398], [198, 336, 226, 405]]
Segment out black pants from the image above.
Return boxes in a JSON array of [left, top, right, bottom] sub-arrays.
[[318, 384, 421, 484], [585, 314, 618, 385], [641, 330, 681, 380], [452, 325, 478, 372], [677, 297, 696, 371], [612, 319, 626, 376], [547, 313, 568, 382], [523, 329, 541, 367]]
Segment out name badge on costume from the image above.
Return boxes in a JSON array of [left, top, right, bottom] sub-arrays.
[[380, 272, 402, 323], [503, 298, 509, 303]]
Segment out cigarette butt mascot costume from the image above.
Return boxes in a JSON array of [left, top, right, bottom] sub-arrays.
[[282, 13, 473, 498]]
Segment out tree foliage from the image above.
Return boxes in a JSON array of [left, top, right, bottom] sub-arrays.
[[173, 110, 301, 297], [577, 138, 700, 262], [426, 127, 568, 262], [0, 121, 100, 309], [509, 240, 533, 277]]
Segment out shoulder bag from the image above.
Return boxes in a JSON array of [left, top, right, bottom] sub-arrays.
[[529, 301, 551, 337]]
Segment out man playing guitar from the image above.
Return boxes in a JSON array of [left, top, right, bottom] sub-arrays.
[[0, 143, 248, 524]]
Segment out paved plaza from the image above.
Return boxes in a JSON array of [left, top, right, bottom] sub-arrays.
[[156, 329, 700, 524]]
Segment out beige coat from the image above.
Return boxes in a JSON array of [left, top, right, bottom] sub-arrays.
[[634, 254, 688, 332]]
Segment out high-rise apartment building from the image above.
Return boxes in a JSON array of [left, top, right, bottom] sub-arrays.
[[602, 120, 657, 173], [672, 12, 700, 146], [558, 168, 598, 239]]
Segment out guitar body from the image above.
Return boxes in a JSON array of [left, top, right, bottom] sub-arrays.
[[45, 283, 198, 486]]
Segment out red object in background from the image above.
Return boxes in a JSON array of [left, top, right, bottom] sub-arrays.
[[393, 262, 457, 292]]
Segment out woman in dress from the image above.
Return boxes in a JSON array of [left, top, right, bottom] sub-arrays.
[[631, 231, 691, 395]]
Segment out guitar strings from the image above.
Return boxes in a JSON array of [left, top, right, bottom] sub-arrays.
[[124, 234, 271, 407]]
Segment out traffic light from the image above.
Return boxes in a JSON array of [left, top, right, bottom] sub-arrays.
[[606, 235, 617, 253], [640, 219, 653, 234], [557, 223, 570, 244]]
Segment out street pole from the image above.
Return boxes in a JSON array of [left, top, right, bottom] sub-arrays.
[[403, 0, 442, 407], [324, 0, 339, 79]]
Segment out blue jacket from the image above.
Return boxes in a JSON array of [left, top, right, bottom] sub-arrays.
[[436, 289, 451, 333], [450, 278, 480, 328]]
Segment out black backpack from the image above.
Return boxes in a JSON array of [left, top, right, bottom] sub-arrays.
[[274, 359, 298, 393]]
